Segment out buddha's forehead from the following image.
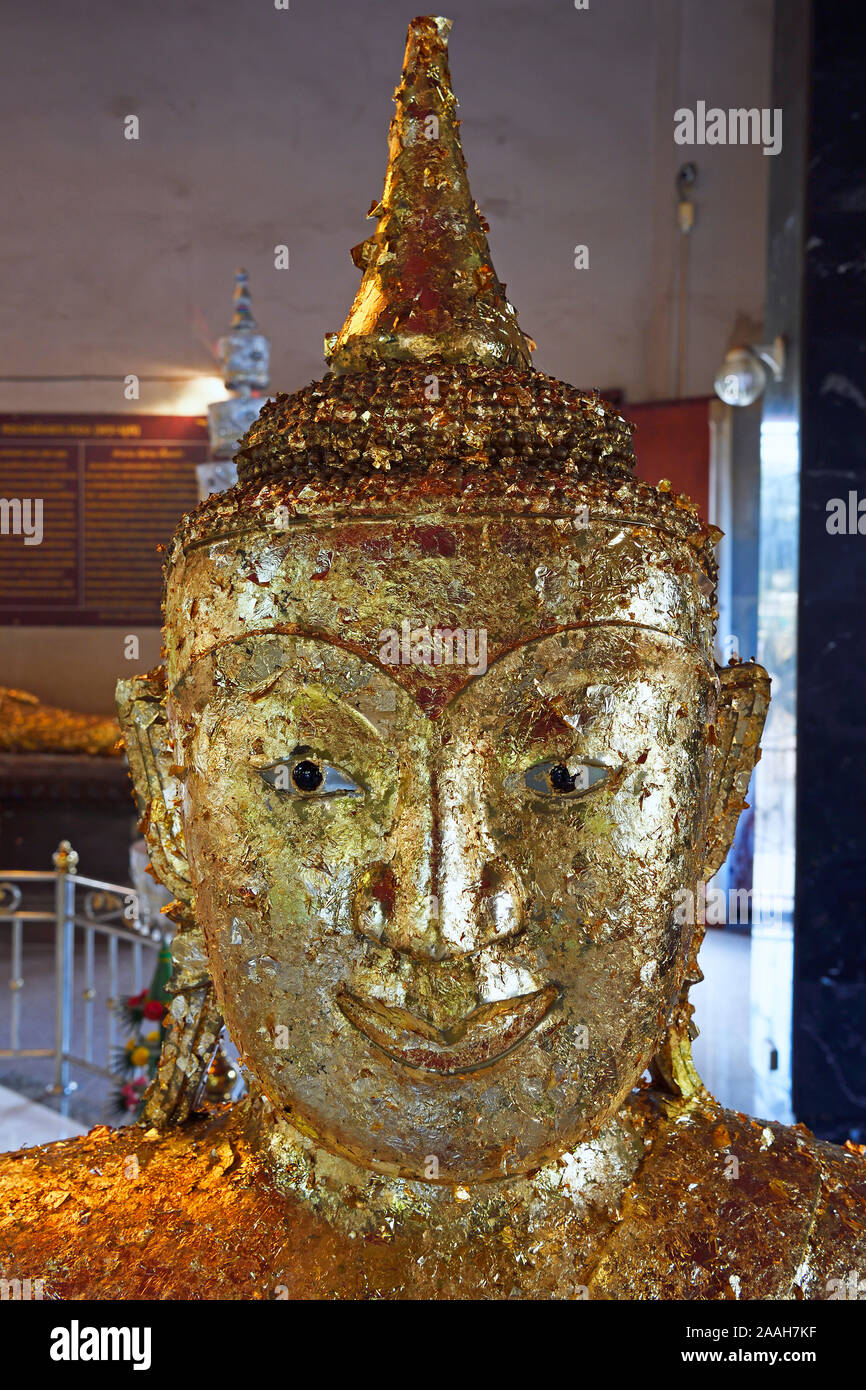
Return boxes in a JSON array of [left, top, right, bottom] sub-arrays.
[[165, 514, 715, 700], [173, 623, 714, 731]]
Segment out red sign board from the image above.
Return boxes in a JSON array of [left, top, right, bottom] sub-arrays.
[[0, 414, 206, 625]]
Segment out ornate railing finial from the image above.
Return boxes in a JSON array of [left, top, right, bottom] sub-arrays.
[[52, 840, 79, 875]]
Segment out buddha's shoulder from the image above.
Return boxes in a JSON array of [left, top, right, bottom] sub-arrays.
[[0, 1103, 247, 1204], [0, 1105, 339, 1299], [591, 1091, 866, 1299], [787, 1125, 866, 1298], [3, 1095, 865, 1300]]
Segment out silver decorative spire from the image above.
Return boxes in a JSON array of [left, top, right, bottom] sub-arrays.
[[198, 269, 271, 498]]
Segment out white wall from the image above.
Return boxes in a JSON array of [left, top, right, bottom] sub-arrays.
[[1, 629, 163, 715], [0, 0, 773, 710]]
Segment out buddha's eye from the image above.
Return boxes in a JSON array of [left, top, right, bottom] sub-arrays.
[[258, 757, 362, 798], [524, 759, 611, 798]]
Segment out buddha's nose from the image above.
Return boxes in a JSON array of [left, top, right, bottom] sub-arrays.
[[351, 761, 525, 960]]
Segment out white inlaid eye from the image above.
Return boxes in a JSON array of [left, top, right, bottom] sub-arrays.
[[524, 759, 611, 797], [258, 757, 362, 797]]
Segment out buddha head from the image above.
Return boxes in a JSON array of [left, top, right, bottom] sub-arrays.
[[119, 17, 769, 1184]]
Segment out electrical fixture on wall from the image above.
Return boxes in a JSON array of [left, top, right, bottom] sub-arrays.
[[714, 337, 786, 406], [674, 163, 697, 398]]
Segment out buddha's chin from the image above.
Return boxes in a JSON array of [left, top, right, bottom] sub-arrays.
[[265, 1107, 629, 1185], [246, 1060, 645, 1184]]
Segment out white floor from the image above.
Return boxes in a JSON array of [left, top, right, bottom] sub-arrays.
[[0, 919, 152, 1130], [0, 1082, 87, 1153]]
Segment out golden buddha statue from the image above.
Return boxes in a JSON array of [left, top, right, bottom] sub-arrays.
[[1, 16, 864, 1301]]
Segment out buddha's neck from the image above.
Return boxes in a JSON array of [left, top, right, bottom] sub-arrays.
[[243, 1090, 653, 1240]]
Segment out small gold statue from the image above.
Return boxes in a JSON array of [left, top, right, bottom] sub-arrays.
[[1, 16, 864, 1300]]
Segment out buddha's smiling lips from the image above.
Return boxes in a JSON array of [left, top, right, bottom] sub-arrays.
[[337, 984, 561, 1074]]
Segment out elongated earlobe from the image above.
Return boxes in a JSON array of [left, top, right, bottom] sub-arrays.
[[116, 669, 222, 1126], [653, 661, 770, 1100], [703, 662, 771, 880], [116, 668, 191, 902]]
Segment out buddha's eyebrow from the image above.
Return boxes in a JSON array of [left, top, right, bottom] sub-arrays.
[[528, 673, 619, 726], [468, 677, 616, 741], [281, 685, 389, 742], [519, 701, 579, 742], [338, 692, 392, 740]]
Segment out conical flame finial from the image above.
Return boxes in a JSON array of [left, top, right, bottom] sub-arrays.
[[205, 270, 271, 479], [325, 15, 534, 374], [230, 268, 258, 332], [217, 269, 270, 395]]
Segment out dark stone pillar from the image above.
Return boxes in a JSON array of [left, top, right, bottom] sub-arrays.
[[794, 0, 866, 1140]]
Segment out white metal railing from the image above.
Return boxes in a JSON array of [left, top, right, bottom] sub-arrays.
[[0, 841, 164, 1115]]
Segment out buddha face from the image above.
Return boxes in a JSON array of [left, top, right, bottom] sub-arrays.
[[171, 552, 716, 1179]]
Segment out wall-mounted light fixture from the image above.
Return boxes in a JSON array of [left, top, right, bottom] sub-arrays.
[[713, 337, 785, 406]]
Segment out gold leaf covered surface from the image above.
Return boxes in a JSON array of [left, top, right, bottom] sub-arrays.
[[1, 1092, 864, 1299]]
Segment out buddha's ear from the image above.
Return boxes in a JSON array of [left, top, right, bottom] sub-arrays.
[[653, 661, 771, 1102], [115, 668, 191, 904], [117, 670, 225, 1128], [702, 661, 771, 880]]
